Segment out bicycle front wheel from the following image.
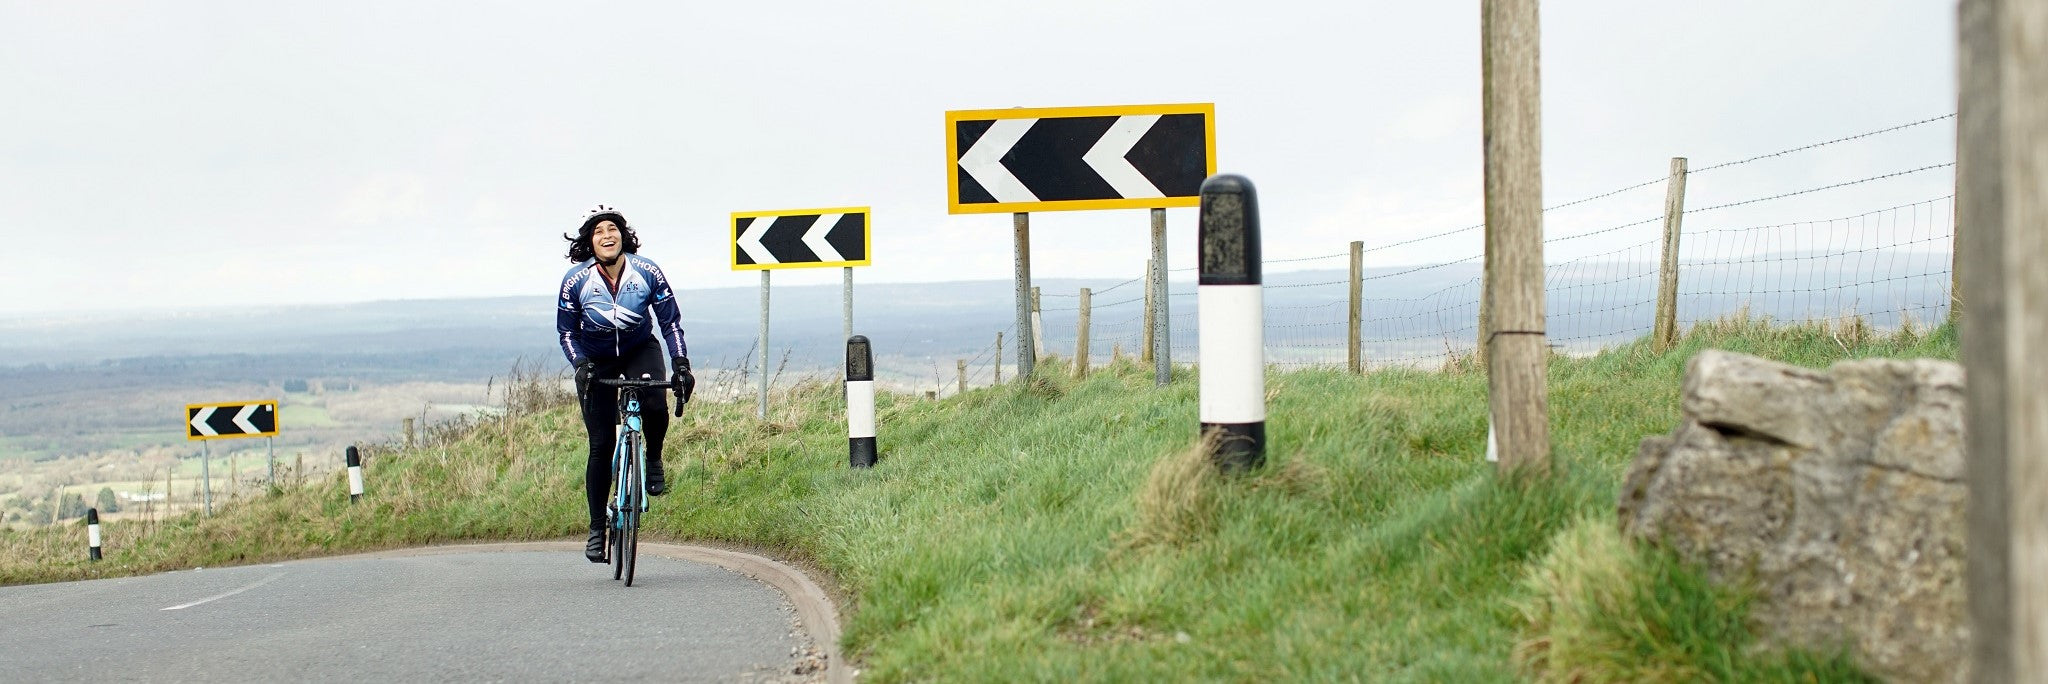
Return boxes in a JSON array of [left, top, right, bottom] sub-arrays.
[[620, 431, 642, 586], [622, 511, 640, 586]]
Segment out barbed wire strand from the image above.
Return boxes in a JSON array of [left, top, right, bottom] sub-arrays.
[[1688, 113, 1956, 174], [1684, 163, 1955, 215]]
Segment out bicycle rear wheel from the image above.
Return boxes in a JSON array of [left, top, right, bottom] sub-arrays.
[[620, 432, 643, 587], [610, 525, 624, 580]]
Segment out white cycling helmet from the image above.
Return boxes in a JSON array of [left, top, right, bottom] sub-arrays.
[[580, 205, 629, 233]]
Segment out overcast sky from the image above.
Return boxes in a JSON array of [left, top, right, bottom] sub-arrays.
[[0, 1, 1958, 317]]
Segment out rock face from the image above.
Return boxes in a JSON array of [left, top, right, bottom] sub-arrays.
[[1617, 349, 1967, 683]]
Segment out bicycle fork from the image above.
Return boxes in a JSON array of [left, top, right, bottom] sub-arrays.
[[609, 399, 648, 531]]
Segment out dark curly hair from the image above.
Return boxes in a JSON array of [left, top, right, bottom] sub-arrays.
[[564, 212, 641, 262]]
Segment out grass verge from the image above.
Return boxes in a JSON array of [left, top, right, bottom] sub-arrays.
[[1, 313, 1953, 681]]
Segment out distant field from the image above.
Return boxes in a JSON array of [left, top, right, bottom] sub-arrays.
[[0, 437, 41, 461], [0, 430, 166, 462], [279, 393, 341, 428]]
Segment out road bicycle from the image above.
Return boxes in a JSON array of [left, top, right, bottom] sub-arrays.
[[595, 375, 674, 587]]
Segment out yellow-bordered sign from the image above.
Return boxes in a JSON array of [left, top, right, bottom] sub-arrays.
[[185, 400, 279, 441], [946, 103, 1216, 214], [730, 206, 872, 271]]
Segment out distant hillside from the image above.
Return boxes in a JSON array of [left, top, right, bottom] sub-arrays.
[[0, 256, 1947, 379], [0, 258, 1946, 463]]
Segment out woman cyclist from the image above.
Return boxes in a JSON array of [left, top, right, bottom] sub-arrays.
[[556, 206, 695, 562]]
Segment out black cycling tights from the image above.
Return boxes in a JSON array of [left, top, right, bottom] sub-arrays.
[[578, 339, 671, 530]]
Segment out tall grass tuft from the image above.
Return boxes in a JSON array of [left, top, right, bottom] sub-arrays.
[[1120, 433, 1221, 550], [1514, 516, 1876, 682]]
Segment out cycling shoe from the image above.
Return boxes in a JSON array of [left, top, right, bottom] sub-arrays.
[[646, 460, 668, 497], [585, 527, 606, 563]]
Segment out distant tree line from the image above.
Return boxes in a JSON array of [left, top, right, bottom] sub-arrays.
[[2, 487, 118, 525]]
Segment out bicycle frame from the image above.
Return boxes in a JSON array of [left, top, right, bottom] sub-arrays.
[[610, 388, 648, 529]]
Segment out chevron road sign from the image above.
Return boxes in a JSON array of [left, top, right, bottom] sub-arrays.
[[730, 207, 871, 270], [185, 400, 279, 440], [946, 103, 1216, 214]]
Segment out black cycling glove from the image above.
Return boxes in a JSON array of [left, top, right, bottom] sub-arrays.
[[574, 360, 597, 399], [671, 357, 695, 413]]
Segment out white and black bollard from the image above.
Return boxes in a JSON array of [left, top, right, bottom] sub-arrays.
[[86, 508, 102, 561], [847, 336, 878, 468], [1197, 174, 1266, 472], [345, 446, 364, 503]]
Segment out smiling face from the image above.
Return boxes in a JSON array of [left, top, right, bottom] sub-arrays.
[[591, 220, 623, 264]]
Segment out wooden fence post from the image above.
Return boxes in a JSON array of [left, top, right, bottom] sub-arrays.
[[1653, 156, 1689, 351], [1030, 286, 1047, 360], [403, 418, 415, 449], [1962, 0, 2048, 677], [1076, 287, 1092, 378], [1142, 259, 1156, 365], [1475, 267, 1490, 371], [957, 359, 967, 395], [1349, 240, 1364, 373], [994, 332, 1004, 384], [1481, 0, 1550, 474], [1960, 0, 2008, 672]]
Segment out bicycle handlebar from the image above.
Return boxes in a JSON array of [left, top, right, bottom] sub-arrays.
[[595, 378, 676, 390]]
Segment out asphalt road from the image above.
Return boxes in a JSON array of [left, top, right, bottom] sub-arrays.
[[0, 546, 815, 682]]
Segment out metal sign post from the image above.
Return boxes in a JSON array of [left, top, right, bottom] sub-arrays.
[[732, 207, 873, 419], [842, 266, 854, 365], [759, 271, 770, 419], [1151, 207, 1171, 386], [201, 442, 212, 516], [1014, 212, 1035, 378], [185, 399, 279, 517]]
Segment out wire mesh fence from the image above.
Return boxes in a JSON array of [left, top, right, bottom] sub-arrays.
[[881, 113, 1957, 394], [1013, 112, 1957, 375], [1675, 195, 1953, 332]]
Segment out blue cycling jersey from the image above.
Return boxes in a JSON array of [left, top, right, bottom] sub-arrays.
[[556, 254, 689, 365]]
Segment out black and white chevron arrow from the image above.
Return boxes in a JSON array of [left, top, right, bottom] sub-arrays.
[[732, 210, 869, 269], [186, 401, 278, 440], [949, 104, 1214, 213]]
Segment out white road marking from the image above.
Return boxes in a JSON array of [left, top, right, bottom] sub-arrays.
[[161, 572, 283, 611]]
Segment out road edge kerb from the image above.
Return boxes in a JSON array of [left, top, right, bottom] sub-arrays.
[[321, 541, 850, 684]]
